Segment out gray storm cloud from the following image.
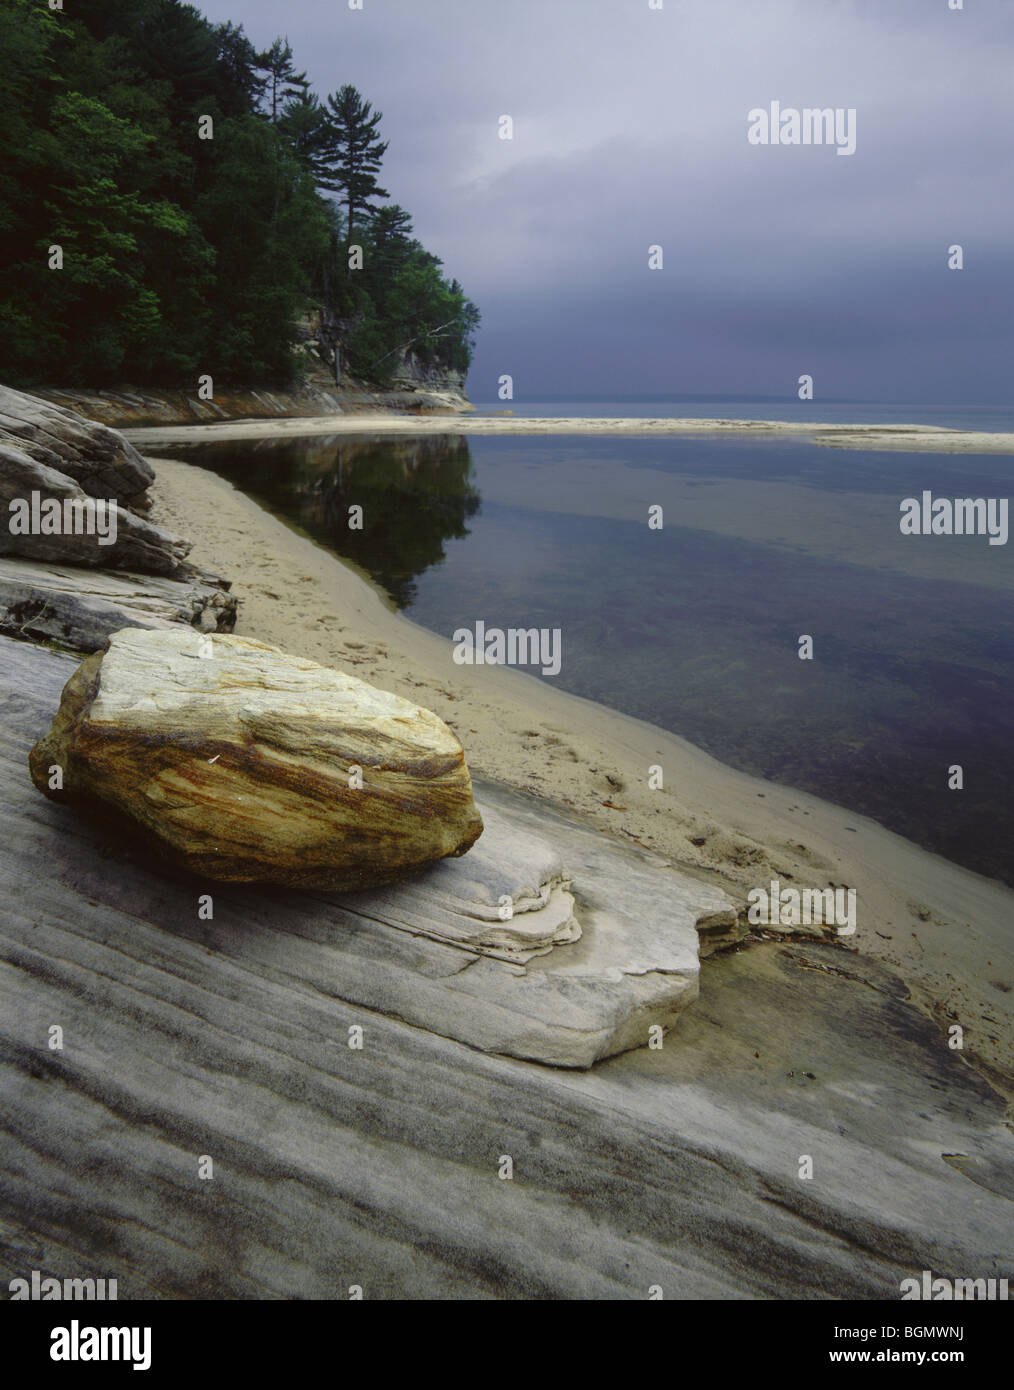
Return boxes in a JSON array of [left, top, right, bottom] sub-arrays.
[[199, 0, 1014, 401]]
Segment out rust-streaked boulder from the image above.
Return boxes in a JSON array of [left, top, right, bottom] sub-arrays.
[[29, 628, 483, 889]]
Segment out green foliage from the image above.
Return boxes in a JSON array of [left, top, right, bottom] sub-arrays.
[[340, 207, 480, 380], [318, 85, 389, 238], [0, 0, 478, 389], [277, 91, 332, 188], [258, 37, 306, 124], [195, 115, 328, 382]]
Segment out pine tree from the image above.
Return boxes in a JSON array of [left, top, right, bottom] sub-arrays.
[[213, 21, 267, 118], [278, 90, 332, 183], [319, 85, 389, 238], [258, 37, 307, 124], [0, 4, 477, 388], [362, 205, 413, 288]]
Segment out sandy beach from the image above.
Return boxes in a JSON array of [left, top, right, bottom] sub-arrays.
[[148, 447, 1014, 1108], [7, 0, 1014, 1317], [124, 414, 1014, 454]]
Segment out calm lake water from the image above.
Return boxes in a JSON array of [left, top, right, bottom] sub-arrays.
[[171, 427, 1014, 885]]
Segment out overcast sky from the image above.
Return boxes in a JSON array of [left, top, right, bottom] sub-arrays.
[[200, 0, 1013, 403]]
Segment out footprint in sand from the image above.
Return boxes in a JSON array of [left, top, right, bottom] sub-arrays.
[[782, 840, 834, 874]]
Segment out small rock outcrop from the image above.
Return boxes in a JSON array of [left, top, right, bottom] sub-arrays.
[[0, 445, 189, 573], [0, 383, 153, 504], [353, 801, 581, 961], [0, 383, 235, 649], [0, 559, 238, 650], [30, 629, 484, 890]]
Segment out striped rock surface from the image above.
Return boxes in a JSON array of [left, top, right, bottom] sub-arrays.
[[29, 628, 483, 890]]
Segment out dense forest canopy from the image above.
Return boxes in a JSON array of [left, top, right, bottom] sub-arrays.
[[0, 0, 480, 388]]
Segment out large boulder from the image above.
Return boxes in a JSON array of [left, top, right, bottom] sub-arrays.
[[12, 636, 733, 1068], [29, 628, 484, 890], [0, 383, 153, 504]]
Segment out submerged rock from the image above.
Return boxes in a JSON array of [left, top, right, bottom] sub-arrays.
[[29, 628, 483, 889]]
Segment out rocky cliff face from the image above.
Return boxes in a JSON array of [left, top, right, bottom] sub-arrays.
[[388, 350, 467, 395], [32, 314, 474, 428], [295, 309, 471, 408], [34, 375, 473, 430]]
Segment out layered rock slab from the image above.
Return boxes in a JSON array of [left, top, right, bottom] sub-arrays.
[[0, 383, 153, 504], [0, 558, 237, 651], [22, 629, 727, 1065], [0, 445, 190, 573], [0, 387, 236, 652], [4, 636, 1014, 1298], [353, 801, 581, 962], [336, 788, 731, 1065], [29, 628, 483, 890]]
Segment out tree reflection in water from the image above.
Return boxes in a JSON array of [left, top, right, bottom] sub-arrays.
[[179, 433, 481, 608]]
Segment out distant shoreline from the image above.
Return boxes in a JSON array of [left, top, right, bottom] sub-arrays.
[[124, 414, 1014, 454]]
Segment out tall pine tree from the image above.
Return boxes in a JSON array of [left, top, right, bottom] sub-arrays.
[[0, 3, 478, 388], [258, 38, 307, 124], [319, 85, 389, 238]]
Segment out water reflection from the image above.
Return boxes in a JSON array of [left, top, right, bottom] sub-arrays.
[[183, 433, 480, 608], [171, 430, 1014, 885]]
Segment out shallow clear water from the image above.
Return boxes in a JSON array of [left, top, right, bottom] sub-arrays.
[[172, 429, 1014, 885]]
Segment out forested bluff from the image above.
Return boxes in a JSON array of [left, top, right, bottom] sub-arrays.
[[0, 0, 480, 417]]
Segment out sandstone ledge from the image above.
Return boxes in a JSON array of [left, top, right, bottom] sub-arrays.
[[2, 636, 1012, 1298], [0, 558, 237, 651]]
